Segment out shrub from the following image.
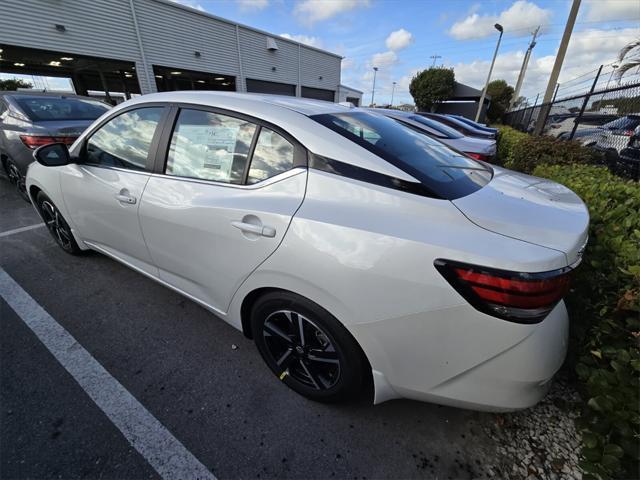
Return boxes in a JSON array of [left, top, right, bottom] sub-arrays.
[[532, 164, 640, 480], [508, 134, 597, 173], [495, 125, 528, 165]]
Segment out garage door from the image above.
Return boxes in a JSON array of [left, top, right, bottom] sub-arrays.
[[301, 87, 335, 102], [246, 79, 296, 96]]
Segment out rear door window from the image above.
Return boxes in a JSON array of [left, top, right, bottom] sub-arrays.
[[247, 128, 295, 184], [311, 111, 492, 200], [166, 108, 257, 184]]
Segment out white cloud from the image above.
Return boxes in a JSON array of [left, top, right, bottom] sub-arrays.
[[168, 0, 205, 12], [294, 0, 370, 26], [370, 51, 398, 68], [279, 33, 323, 48], [341, 57, 356, 71], [584, 0, 640, 21], [451, 27, 640, 99], [237, 0, 269, 11], [449, 1, 552, 40], [385, 28, 414, 51]]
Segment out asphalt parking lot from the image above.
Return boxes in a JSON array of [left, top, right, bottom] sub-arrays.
[[0, 175, 502, 479]]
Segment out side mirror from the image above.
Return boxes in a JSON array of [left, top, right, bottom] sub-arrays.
[[33, 143, 71, 167]]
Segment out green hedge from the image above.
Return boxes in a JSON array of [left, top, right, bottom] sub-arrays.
[[533, 165, 640, 479], [496, 127, 640, 479], [495, 126, 528, 165], [496, 125, 597, 172]]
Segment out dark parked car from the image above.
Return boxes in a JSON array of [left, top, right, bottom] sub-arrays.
[[618, 125, 640, 181], [446, 114, 498, 135], [0, 91, 110, 200], [417, 112, 496, 140]]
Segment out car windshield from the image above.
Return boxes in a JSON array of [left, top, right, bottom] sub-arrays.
[[13, 95, 110, 121], [311, 110, 492, 200], [408, 114, 464, 139]]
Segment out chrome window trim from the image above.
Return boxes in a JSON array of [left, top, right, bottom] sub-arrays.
[[148, 166, 306, 190]]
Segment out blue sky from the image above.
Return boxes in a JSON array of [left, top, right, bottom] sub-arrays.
[[199, 0, 640, 104], [3, 0, 639, 105]]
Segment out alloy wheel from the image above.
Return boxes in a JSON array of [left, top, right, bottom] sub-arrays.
[[262, 310, 341, 390], [6, 162, 29, 201], [40, 200, 73, 251]]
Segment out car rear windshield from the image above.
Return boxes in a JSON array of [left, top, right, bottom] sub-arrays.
[[13, 96, 110, 121], [311, 111, 492, 200]]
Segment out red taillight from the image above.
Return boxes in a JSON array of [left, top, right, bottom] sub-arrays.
[[622, 130, 634, 137], [465, 152, 489, 161], [19, 135, 77, 149], [435, 260, 572, 323]]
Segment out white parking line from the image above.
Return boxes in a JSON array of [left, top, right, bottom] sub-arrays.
[[0, 268, 216, 480], [0, 223, 45, 238]]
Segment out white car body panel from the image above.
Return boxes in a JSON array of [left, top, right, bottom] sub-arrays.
[[453, 167, 589, 265], [26, 91, 589, 411], [138, 169, 307, 314], [60, 164, 158, 275]]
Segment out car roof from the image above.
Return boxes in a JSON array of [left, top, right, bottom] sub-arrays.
[[123, 91, 352, 116], [0, 91, 95, 100]]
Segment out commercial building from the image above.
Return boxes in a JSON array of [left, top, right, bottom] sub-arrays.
[[433, 82, 490, 121], [0, 0, 360, 105], [337, 84, 363, 106]]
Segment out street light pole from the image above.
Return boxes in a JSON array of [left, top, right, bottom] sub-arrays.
[[475, 23, 503, 122], [606, 65, 619, 89], [533, 0, 581, 135], [371, 66, 378, 106], [391, 81, 396, 106]]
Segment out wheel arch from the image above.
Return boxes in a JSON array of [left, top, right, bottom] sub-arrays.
[[238, 285, 374, 392]]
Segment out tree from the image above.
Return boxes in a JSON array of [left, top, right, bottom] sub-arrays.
[[409, 67, 455, 111], [0, 78, 33, 91], [485, 79, 514, 122], [615, 39, 640, 84]]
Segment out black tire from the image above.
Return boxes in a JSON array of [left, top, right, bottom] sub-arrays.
[[251, 291, 366, 403], [36, 192, 82, 255], [6, 160, 30, 203]]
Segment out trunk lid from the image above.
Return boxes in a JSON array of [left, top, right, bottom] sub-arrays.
[[452, 166, 589, 266]]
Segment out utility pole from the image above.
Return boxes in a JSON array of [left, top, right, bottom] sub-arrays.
[[371, 66, 378, 106], [475, 23, 503, 122], [391, 81, 396, 106], [430, 55, 442, 67], [510, 26, 539, 111], [533, 0, 581, 135]]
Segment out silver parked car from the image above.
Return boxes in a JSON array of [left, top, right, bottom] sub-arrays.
[[593, 115, 640, 155], [0, 91, 111, 200], [27, 92, 588, 409], [375, 108, 497, 161]]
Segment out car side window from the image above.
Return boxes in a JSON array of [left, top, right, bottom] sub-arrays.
[[247, 128, 295, 184], [166, 108, 257, 184], [86, 107, 163, 171]]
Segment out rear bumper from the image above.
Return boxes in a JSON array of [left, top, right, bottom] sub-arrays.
[[360, 302, 569, 411]]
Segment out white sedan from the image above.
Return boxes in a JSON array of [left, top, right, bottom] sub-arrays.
[[26, 92, 589, 411]]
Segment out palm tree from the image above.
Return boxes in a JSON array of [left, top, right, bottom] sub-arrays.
[[614, 39, 640, 84]]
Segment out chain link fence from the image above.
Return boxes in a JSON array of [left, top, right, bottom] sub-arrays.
[[504, 68, 640, 181]]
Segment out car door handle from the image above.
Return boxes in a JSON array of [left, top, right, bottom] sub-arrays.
[[115, 193, 137, 205], [231, 221, 276, 238]]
